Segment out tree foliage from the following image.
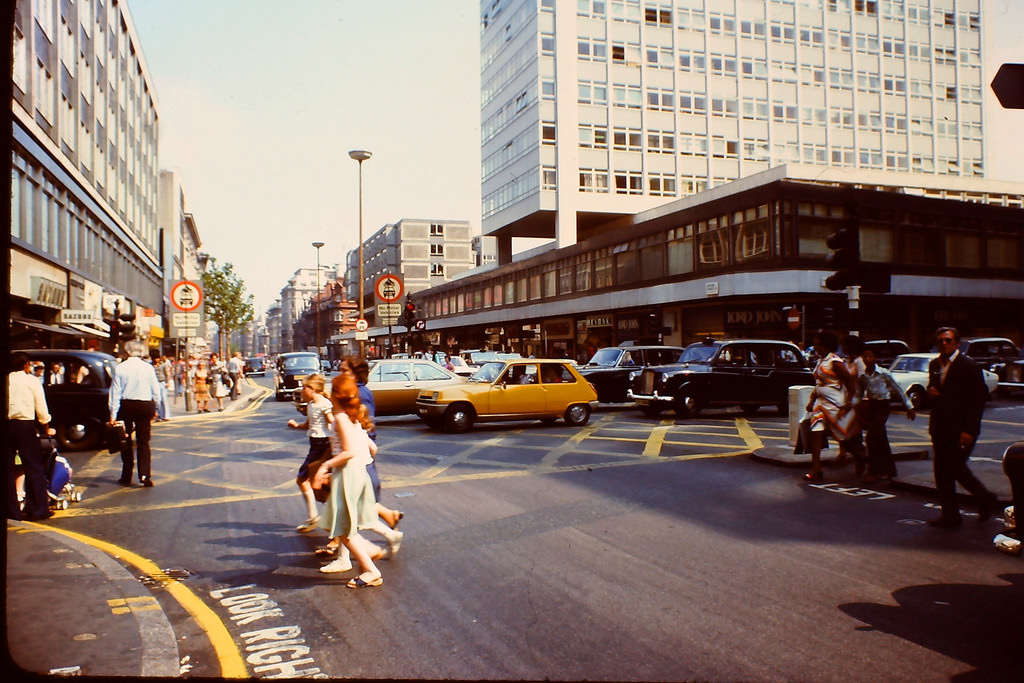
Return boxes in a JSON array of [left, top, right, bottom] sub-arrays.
[[201, 259, 254, 358]]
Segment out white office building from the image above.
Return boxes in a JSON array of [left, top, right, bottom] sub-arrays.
[[480, 0, 987, 262]]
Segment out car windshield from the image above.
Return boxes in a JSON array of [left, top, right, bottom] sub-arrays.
[[469, 351, 499, 364], [586, 348, 622, 367], [283, 356, 319, 371], [470, 362, 505, 382], [678, 345, 718, 364], [890, 356, 931, 373]]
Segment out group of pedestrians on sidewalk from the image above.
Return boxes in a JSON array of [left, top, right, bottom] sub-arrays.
[[804, 326, 997, 529], [286, 355, 403, 589]]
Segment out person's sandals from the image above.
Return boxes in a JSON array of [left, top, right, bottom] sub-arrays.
[[347, 573, 383, 588], [314, 543, 338, 557]]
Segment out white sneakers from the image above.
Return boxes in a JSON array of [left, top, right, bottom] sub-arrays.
[[296, 516, 319, 533], [387, 530, 404, 557], [319, 557, 353, 573]]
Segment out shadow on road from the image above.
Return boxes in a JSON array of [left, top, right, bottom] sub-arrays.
[[839, 573, 1023, 681]]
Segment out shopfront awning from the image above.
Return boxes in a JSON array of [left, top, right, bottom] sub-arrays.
[[13, 318, 103, 338], [66, 323, 109, 338]]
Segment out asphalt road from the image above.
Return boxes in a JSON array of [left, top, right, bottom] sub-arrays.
[[9, 379, 1023, 680]]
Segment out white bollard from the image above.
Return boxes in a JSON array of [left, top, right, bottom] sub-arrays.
[[789, 385, 814, 448]]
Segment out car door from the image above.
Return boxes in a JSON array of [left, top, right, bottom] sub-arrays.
[[369, 361, 416, 415], [492, 363, 542, 416], [767, 345, 813, 401], [708, 344, 751, 402], [540, 362, 581, 413]]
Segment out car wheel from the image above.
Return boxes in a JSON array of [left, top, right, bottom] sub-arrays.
[[564, 403, 591, 426], [741, 405, 760, 416], [640, 404, 662, 417], [906, 385, 926, 410], [55, 420, 101, 451], [444, 404, 475, 433], [673, 391, 700, 419]]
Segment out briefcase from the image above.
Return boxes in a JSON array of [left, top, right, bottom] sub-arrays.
[[105, 421, 127, 454]]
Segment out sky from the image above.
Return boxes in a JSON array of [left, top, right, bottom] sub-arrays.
[[126, 0, 1024, 315]]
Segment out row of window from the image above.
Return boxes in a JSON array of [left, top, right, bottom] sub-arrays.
[[568, 0, 980, 31], [433, 197, 1018, 319], [11, 150, 163, 308]]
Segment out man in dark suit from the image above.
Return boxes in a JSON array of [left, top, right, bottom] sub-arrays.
[[926, 326, 996, 527]]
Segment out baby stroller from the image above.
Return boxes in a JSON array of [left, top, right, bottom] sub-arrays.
[[42, 437, 83, 510]]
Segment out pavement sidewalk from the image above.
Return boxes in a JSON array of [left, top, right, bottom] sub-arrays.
[[164, 374, 270, 420], [752, 443, 1014, 504]]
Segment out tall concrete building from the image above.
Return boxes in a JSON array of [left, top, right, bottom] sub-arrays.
[[11, 0, 164, 348], [345, 218, 477, 322], [279, 266, 339, 352], [480, 0, 987, 263]]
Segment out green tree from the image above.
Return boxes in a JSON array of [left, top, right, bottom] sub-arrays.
[[201, 259, 254, 359]]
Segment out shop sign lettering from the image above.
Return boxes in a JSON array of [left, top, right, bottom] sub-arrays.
[[726, 309, 784, 327], [30, 276, 67, 308]]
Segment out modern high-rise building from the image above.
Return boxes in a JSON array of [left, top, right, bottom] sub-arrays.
[[11, 0, 183, 352], [480, 0, 986, 263]]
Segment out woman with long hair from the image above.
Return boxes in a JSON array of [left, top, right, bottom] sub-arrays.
[[312, 374, 383, 588]]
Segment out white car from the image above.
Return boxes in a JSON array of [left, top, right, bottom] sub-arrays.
[[888, 353, 999, 409], [447, 356, 477, 378]]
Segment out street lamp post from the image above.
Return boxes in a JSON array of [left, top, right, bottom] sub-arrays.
[[312, 241, 324, 356], [349, 149, 372, 357]]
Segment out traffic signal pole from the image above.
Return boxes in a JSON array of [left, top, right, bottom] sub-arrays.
[[847, 285, 860, 338]]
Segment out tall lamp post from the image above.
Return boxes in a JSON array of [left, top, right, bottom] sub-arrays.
[[312, 241, 324, 356], [349, 149, 371, 357]]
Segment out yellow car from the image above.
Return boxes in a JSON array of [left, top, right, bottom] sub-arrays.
[[415, 358, 598, 432]]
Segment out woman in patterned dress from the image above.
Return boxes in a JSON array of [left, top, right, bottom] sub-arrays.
[[193, 360, 211, 413], [804, 331, 857, 481]]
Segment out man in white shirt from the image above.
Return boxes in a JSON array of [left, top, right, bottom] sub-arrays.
[[228, 352, 245, 401], [8, 352, 55, 520], [109, 342, 163, 487]]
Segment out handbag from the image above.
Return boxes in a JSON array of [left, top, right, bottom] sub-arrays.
[[308, 458, 331, 503]]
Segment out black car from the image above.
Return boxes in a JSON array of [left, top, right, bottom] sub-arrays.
[[959, 337, 1020, 381], [630, 339, 813, 418], [274, 352, 321, 401], [18, 349, 119, 451], [244, 357, 266, 376], [577, 344, 684, 403]]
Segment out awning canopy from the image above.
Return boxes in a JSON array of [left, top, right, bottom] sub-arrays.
[[13, 318, 103, 337]]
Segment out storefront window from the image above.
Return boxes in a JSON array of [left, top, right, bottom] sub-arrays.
[[734, 222, 769, 262], [594, 255, 613, 287], [640, 243, 665, 278], [861, 224, 894, 262], [543, 269, 557, 298], [987, 234, 1020, 269], [615, 249, 638, 283], [575, 261, 592, 291], [698, 230, 727, 267], [559, 265, 573, 294], [945, 232, 982, 268], [900, 229, 941, 265], [797, 219, 835, 257]]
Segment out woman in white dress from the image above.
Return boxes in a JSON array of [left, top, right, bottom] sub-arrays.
[[312, 373, 383, 588]]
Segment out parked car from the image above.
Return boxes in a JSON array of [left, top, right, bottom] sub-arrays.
[[244, 357, 265, 376], [18, 349, 119, 451], [415, 358, 598, 433], [447, 356, 477, 378], [367, 358, 466, 416], [630, 339, 813, 418], [862, 339, 910, 368], [320, 360, 332, 374], [998, 356, 1024, 396], [275, 352, 321, 401], [577, 344, 685, 403], [958, 337, 1021, 383], [457, 349, 501, 367], [888, 352, 999, 409]]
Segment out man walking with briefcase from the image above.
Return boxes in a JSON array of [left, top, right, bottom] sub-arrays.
[[109, 342, 163, 487]]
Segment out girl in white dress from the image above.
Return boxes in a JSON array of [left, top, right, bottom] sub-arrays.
[[313, 374, 382, 588]]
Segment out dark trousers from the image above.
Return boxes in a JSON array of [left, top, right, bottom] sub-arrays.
[[932, 431, 993, 519], [118, 400, 156, 482], [8, 419, 48, 519], [863, 400, 897, 478], [229, 372, 240, 400]]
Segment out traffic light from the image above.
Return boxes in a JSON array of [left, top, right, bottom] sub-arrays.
[[824, 227, 860, 291], [404, 299, 416, 331], [105, 305, 120, 341], [822, 305, 836, 329], [118, 310, 137, 342]]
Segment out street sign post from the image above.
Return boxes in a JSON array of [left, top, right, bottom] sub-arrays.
[[375, 274, 403, 304], [169, 280, 204, 339]]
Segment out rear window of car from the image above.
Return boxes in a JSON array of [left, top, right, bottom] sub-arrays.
[[283, 356, 319, 371]]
